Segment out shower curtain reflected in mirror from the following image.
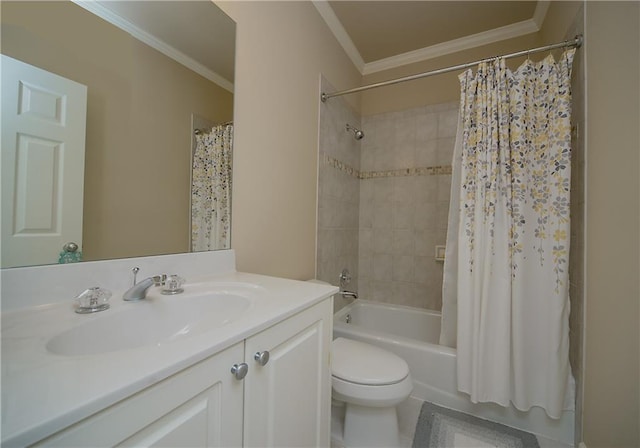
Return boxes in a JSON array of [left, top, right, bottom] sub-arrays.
[[440, 49, 576, 419], [191, 123, 233, 251]]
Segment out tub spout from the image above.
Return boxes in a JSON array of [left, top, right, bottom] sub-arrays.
[[341, 290, 358, 300]]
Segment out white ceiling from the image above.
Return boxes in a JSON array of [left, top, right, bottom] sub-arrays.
[[315, 0, 550, 75]]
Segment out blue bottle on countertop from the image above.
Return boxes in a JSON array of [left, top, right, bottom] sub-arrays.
[[58, 242, 82, 264]]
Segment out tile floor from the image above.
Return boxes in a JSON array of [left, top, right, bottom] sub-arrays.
[[331, 396, 575, 448]]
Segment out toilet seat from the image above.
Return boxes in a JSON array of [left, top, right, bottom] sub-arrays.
[[332, 373, 413, 407], [331, 338, 413, 408], [332, 337, 409, 385]]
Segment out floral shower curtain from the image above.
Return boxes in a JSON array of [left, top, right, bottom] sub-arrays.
[[191, 123, 233, 251], [440, 49, 576, 418]]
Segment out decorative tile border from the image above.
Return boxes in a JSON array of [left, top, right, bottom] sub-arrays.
[[323, 154, 360, 178], [323, 154, 452, 179], [360, 165, 452, 178]]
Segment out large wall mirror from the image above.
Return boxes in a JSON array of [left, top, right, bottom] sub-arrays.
[[1, 1, 236, 268]]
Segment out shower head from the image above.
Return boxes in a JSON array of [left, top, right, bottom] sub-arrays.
[[346, 124, 364, 140]]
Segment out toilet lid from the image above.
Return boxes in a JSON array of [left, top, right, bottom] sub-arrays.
[[331, 337, 409, 386]]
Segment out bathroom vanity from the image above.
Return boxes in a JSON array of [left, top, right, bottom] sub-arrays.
[[1, 250, 337, 447]]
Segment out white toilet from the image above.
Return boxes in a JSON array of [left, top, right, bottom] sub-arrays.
[[331, 337, 413, 447]]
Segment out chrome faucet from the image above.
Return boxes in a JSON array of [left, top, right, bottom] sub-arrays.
[[338, 268, 358, 300], [340, 290, 358, 300], [123, 268, 166, 301]]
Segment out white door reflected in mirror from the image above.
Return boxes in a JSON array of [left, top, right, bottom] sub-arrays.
[[1, 55, 87, 268]]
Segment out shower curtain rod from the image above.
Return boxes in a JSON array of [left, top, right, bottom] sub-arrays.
[[321, 35, 583, 102]]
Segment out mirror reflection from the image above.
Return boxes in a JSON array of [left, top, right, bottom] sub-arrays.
[[0, 0, 235, 268]]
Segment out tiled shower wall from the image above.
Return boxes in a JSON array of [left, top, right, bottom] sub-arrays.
[[317, 77, 361, 312], [357, 103, 458, 310], [317, 76, 458, 312]]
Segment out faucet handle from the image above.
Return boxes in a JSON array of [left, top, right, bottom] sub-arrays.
[[339, 269, 352, 289], [152, 274, 167, 287], [76, 287, 111, 314], [132, 267, 140, 285], [161, 275, 185, 295]]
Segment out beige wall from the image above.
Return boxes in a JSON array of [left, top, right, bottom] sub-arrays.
[[217, 1, 361, 279], [1, 1, 233, 261], [540, 1, 583, 44], [583, 2, 640, 446], [539, 3, 586, 444], [360, 34, 542, 116]]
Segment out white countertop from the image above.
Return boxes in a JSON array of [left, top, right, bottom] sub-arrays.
[[1, 271, 337, 446]]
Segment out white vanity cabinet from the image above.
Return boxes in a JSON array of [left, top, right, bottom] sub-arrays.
[[244, 299, 332, 447], [32, 298, 332, 447], [34, 342, 245, 447]]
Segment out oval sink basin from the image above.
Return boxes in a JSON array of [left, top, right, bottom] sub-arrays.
[[47, 293, 252, 356]]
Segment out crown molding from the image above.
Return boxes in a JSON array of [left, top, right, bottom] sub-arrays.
[[533, 1, 551, 29], [363, 18, 540, 75], [312, 0, 365, 73], [71, 0, 234, 92], [316, 0, 550, 77]]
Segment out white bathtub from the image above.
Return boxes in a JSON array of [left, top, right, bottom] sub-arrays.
[[333, 299, 575, 445]]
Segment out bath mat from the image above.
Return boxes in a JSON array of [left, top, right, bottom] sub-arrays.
[[412, 402, 540, 448]]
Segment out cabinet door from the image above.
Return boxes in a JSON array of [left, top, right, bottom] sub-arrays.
[[35, 342, 244, 447], [243, 299, 332, 447]]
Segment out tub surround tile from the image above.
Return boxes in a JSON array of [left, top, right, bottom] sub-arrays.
[[413, 202, 437, 230], [414, 230, 435, 257], [394, 281, 416, 306], [392, 255, 415, 282], [361, 165, 452, 179], [357, 102, 458, 312], [373, 205, 394, 229], [435, 201, 451, 231], [437, 137, 456, 165], [358, 254, 373, 279], [392, 203, 415, 230], [437, 109, 459, 138], [373, 177, 394, 203], [414, 176, 438, 203], [436, 174, 453, 202], [416, 115, 439, 142], [322, 154, 359, 179], [413, 257, 430, 283], [317, 78, 361, 312], [321, 154, 452, 180], [359, 179, 375, 203], [392, 230, 415, 255], [370, 281, 394, 303], [393, 177, 415, 203], [373, 254, 394, 281], [319, 97, 459, 312], [358, 202, 374, 229], [415, 139, 439, 167], [373, 228, 393, 254]]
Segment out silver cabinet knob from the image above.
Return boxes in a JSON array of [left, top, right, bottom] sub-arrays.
[[254, 350, 270, 366], [231, 363, 248, 380]]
